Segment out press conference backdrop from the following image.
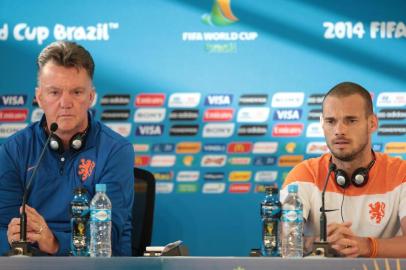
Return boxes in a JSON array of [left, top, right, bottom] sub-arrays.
[[0, 0, 405, 256]]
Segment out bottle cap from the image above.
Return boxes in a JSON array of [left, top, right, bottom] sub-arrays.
[[96, 184, 106, 192], [264, 185, 278, 194], [74, 186, 87, 194], [288, 184, 298, 193]]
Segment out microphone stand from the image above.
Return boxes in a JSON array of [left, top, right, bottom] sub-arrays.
[[310, 163, 340, 257], [8, 123, 58, 256]]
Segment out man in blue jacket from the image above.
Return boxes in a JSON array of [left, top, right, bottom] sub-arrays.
[[0, 41, 134, 256]]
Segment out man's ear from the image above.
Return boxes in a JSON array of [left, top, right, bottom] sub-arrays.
[[369, 113, 378, 132], [35, 87, 43, 108]]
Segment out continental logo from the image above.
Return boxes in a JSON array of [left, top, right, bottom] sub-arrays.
[[152, 143, 175, 153], [384, 142, 406, 153], [133, 144, 150, 152], [378, 124, 406, 136], [170, 124, 199, 136], [169, 109, 199, 121], [168, 93, 201, 108], [255, 171, 278, 182], [253, 156, 277, 166], [202, 0, 239, 26], [183, 155, 195, 166], [227, 142, 252, 153], [203, 123, 234, 137], [278, 155, 304, 167], [228, 157, 251, 165], [203, 108, 234, 121], [377, 109, 406, 120], [237, 107, 270, 122], [0, 95, 27, 107], [101, 109, 130, 121], [238, 124, 267, 136], [203, 143, 226, 153], [203, 183, 226, 194], [252, 142, 278, 154], [100, 94, 130, 106], [306, 142, 329, 154], [135, 93, 165, 107], [271, 92, 304, 108], [177, 171, 200, 182], [31, 108, 44, 123], [228, 171, 252, 182], [204, 94, 233, 106], [238, 94, 268, 105], [0, 108, 28, 122], [134, 108, 166, 122], [134, 155, 150, 167], [201, 155, 227, 167], [105, 123, 131, 137], [204, 172, 225, 181], [377, 92, 406, 107], [177, 183, 199, 193], [156, 183, 174, 194], [307, 94, 324, 105], [0, 123, 27, 138], [176, 142, 202, 154], [150, 155, 176, 167], [272, 123, 303, 137], [135, 124, 163, 136], [153, 172, 174, 181], [273, 109, 302, 121], [306, 122, 324, 137], [308, 109, 322, 121], [229, 183, 251, 193]]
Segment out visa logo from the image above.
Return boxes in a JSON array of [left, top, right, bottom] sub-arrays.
[[273, 109, 302, 121], [135, 125, 163, 136], [205, 94, 233, 106], [0, 95, 27, 107]]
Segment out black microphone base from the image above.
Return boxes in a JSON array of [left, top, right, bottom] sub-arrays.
[[7, 241, 45, 256], [310, 241, 340, 257]]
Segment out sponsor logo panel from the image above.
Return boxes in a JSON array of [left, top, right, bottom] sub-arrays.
[[378, 124, 406, 136], [182, 155, 196, 166], [252, 142, 278, 154], [133, 144, 150, 152], [229, 183, 251, 193], [203, 183, 226, 194], [170, 125, 199, 136], [105, 123, 131, 137], [31, 108, 44, 122], [203, 123, 234, 137], [373, 143, 383, 152], [238, 124, 267, 136], [228, 171, 252, 182], [169, 109, 199, 121], [0, 123, 28, 138], [177, 171, 200, 182], [168, 93, 201, 108], [203, 108, 234, 121], [153, 172, 174, 181], [282, 142, 303, 154], [273, 109, 302, 121], [176, 142, 201, 154], [271, 92, 304, 108], [134, 155, 150, 167], [204, 94, 233, 106], [177, 183, 199, 193], [272, 124, 303, 137], [101, 109, 130, 121], [253, 156, 277, 166], [377, 109, 406, 120], [203, 143, 226, 153], [384, 142, 406, 153], [135, 124, 163, 136], [156, 183, 174, 194], [306, 122, 324, 137], [152, 143, 175, 153], [0, 108, 28, 122], [306, 142, 329, 154], [227, 142, 252, 153], [308, 109, 322, 121], [201, 155, 227, 167], [134, 108, 166, 122], [150, 155, 176, 167], [239, 94, 268, 105], [307, 94, 324, 105], [0, 95, 27, 107], [237, 107, 270, 122], [101, 94, 130, 106], [278, 155, 304, 167], [135, 93, 165, 107], [228, 156, 251, 165], [204, 172, 225, 181], [377, 92, 406, 107], [255, 171, 278, 182]]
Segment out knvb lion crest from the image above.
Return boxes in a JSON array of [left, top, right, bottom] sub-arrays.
[[78, 158, 95, 182], [369, 201, 386, 224]]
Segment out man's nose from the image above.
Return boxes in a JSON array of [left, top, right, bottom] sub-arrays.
[[334, 121, 347, 135], [60, 91, 73, 108]]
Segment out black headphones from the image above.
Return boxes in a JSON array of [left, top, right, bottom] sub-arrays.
[[332, 152, 376, 189], [45, 123, 88, 154]]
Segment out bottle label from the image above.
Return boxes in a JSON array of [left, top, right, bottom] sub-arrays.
[[90, 209, 111, 222], [281, 209, 303, 222]]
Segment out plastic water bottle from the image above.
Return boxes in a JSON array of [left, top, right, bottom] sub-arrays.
[[281, 184, 303, 258], [261, 186, 281, 256], [89, 184, 112, 257], [71, 187, 90, 256]]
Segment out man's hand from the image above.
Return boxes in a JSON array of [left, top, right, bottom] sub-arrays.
[[7, 205, 59, 254], [327, 221, 370, 257]]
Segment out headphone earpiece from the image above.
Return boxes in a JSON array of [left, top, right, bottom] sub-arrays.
[[334, 169, 351, 188], [351, 167, 369, 187]]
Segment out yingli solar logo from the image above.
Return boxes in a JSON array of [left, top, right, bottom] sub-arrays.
[[202, 0, 239, 26], [272, 124, 304, 137]]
